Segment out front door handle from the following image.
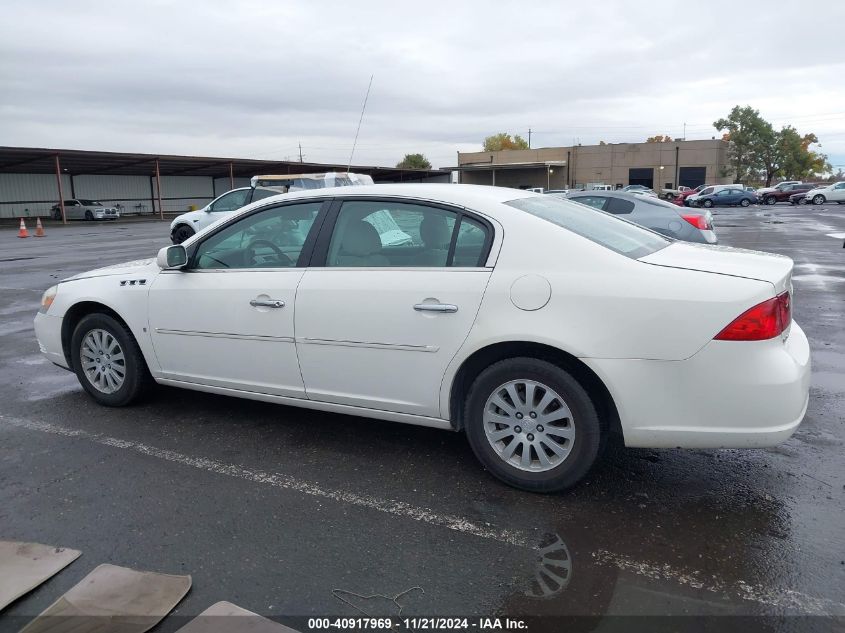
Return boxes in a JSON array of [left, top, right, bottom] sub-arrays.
[[250, 299, 285, 308], [414, 303, 458, 313]]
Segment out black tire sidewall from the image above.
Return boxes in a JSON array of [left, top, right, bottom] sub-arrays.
[[174, 225, 195, 243], [813, 195, 825, 205], [703, 200, 713, 208], [70, 313, 147, 406], [741, 198, 750, 207], [464, 358, 601, 493]]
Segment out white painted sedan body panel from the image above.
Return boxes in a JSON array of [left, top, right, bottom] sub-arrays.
[[295, 268, 491, 417], [147, 269, 305, 397]]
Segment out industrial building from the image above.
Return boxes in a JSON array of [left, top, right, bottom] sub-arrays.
[[456, 139, 731, 191], [0, 146, 449, 220]]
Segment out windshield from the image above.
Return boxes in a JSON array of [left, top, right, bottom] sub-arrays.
[[505, 195, 669, 259], [79, 200, 103, 206]]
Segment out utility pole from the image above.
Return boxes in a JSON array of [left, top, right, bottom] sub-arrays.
[[528, 128, 532, 149], [683, 122, 686, 140], [298, 142, 303, 163]]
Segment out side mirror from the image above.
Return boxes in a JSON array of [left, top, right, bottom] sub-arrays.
[[157, 245, 188, 270]]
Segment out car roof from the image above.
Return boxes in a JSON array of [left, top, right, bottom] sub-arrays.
[[274, 183, 537, 207]]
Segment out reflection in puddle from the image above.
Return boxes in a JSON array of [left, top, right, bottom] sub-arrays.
[[524, 533, 571, 599]]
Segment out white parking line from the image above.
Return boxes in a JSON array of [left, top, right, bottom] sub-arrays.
[[2, 414, 844, 616]]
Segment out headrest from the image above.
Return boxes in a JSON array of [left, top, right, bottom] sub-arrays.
[[341, 221, 382, 257], [420, 215, 451, 249]]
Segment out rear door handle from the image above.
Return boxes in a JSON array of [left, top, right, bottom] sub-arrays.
[[250, 299, 285, 308], [414, 303, 458, 313]]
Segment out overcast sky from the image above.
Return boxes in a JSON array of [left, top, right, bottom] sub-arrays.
[[1, 0, 843, 170]]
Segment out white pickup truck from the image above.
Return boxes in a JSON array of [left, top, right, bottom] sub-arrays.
[[660, 185, 691, 200]]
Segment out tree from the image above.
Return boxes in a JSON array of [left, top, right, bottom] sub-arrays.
[[396, 153, 432, 169], [713, 106, 771, 184], [482, 133, 529, 152], [646, 135, 673, 143], [778, 129, 830, 181]]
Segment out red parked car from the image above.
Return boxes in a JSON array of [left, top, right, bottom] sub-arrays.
[[673, 184, 711, 206], [760, 183, 818, 205]]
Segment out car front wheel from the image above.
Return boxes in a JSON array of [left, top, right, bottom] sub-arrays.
[[812, 195, 826, 205], [71, 313, 152, 406], [464, 358, 601, 493], [702, 199, 713, 208], [172, 224, 195, 244], [765, 196, 777, 205]]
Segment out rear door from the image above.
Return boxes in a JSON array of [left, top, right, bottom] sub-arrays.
[[294, 198, 495, 418]]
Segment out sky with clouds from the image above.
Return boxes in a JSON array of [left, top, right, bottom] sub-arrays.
[[1, 0, 843, 170]]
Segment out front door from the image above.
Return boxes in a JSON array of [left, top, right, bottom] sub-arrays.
[[294, 198, 495, 418], [148, 200, 325, 397]]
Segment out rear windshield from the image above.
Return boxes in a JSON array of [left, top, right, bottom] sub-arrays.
[[505, 195, 669, 259]]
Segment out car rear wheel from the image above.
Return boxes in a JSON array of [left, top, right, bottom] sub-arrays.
[[798, 198, 807, 205], [52, 209, 62, 220], [71, 313, 152, 406], [765, 196, 777, 205], [702, 199, 713, 208], [464, 358, 601, 493], [740, 198, 751, 207], [812, 194, 826, 205], [172, 224, 195, 244]]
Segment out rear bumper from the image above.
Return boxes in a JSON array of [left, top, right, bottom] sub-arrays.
[[34, 312, 69, 369], [584, 322, 811, 448]]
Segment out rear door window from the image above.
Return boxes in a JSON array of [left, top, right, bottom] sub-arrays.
[[605, 197, 635, 214]]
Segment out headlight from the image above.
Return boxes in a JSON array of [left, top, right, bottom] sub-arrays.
[[40, 285, 58, 314]]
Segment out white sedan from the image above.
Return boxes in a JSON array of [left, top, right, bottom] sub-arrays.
[[804, 181, 845, 205], [34, 184, 810, 492]]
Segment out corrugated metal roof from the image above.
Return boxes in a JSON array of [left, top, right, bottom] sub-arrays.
[[0, 146, 448, 182]]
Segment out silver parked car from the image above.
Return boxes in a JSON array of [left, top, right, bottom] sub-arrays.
[[51, 199, 120, 221], [562, 190, 717, 243]]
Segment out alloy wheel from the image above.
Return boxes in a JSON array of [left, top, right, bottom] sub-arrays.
[[80, 328, 126, 394], [483, 379, 575, 472]]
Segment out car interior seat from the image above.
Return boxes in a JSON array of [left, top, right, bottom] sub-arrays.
[[414, 215, 451, 266], [335, 221, 390, 267]]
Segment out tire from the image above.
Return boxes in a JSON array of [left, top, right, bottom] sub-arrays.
[[799, 198, 807, 205], [812, 194, 825, 205], [71, 313, 152, 407], [84, 210, 94, 220], [702, 199, 713, 208], [464, 358, 602, 493], [172, 224, 195, 244], [765, 196, 777, 205], [740, 198, 751, 207], [52, 209, 62, 221]]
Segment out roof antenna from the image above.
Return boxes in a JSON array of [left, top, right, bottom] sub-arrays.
[[347, 74, 374, 173]]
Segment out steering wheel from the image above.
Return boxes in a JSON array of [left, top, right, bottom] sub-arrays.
[[246, 239, 293, 267]]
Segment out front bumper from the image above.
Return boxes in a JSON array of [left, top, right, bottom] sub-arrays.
[[585, 322, 811, 448], [34, 312, 69, 369]]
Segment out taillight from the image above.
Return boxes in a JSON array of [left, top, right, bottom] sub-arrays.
[[714, 291, 791, 341], [681, 213, 712, 230]]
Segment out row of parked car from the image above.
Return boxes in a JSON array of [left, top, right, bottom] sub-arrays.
[[672, 180, 845, 208]]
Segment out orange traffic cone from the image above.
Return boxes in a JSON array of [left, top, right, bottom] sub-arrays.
[[35, 217, 45, 237], [17, 218, 29, 238]]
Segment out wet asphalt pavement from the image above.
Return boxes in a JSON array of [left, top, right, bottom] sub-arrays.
[[0, 205, 843, 632]]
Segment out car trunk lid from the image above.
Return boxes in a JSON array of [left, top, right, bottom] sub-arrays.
[[639, 242, 793, 294]]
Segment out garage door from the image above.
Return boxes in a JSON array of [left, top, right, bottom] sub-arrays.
[[679, 167, 706, 188], [628, 168, 654, 188]]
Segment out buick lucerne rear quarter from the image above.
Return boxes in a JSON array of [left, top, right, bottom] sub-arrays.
[[34, 184, 811, 492]]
